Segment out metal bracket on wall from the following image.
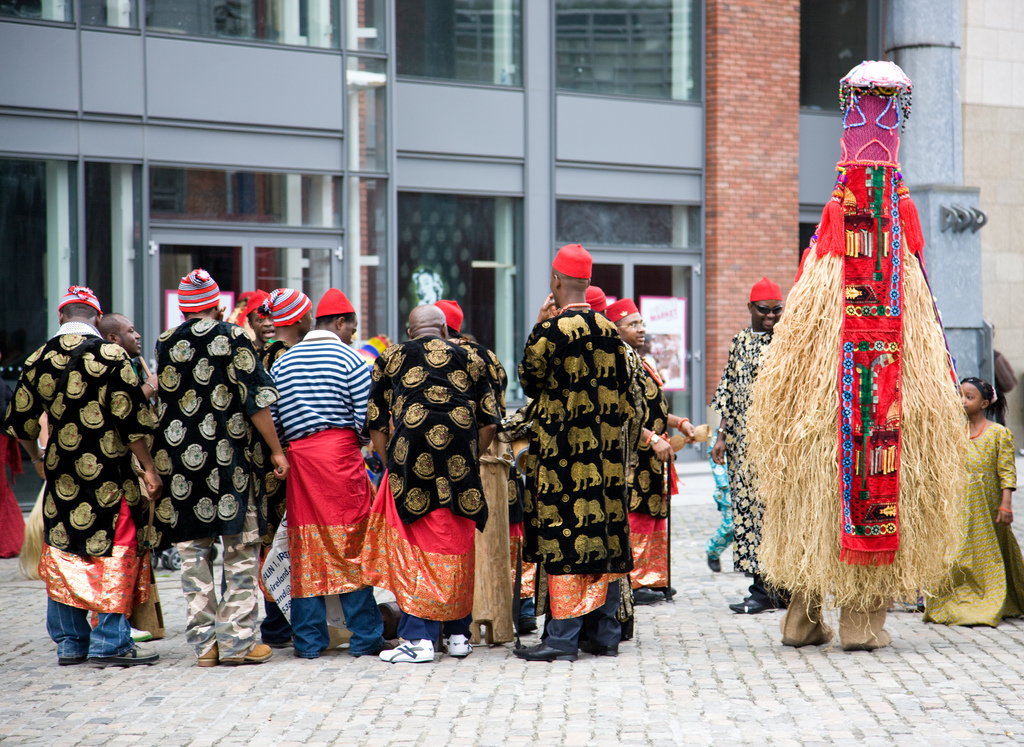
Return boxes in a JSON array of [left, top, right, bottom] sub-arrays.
[[939, 204, 988, 233]]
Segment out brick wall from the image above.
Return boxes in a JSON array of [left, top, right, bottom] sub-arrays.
[[704, 0, 801, 405]]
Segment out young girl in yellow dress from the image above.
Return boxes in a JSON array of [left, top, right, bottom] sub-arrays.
[[925, 377, 1024, 626]]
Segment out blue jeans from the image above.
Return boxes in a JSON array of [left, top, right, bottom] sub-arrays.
[[290, 586, 384, 658], [544, 580, 621, 653], [46, 598, 133, 659], [260, 598, 293, 645], [397, 612, 472, 643]]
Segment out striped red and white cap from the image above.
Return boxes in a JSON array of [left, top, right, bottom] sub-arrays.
[[58, 285, 103, 314], [262, 288, 312, 326], [178, 269, 221, 313]]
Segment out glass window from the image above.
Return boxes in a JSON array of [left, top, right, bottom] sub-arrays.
[[145, 0, 340, 48], [398, 192, 524, 398], [396, 0, 522, 87], [158, 244, 241, 329], [557, 201, 699, 247], [255, 247, 333, 306], [150, 168, 341, 227], [801, 0, 869, 109], [81, 0, 137, 27], [347, 57, 388, 172], [0, 159, 75, 382], [0, 0, 72, 21], [346, 0, 386, 52], [556, 0, 700, 101], [347, 177, 388, 342], [85, 163, 142, 323]]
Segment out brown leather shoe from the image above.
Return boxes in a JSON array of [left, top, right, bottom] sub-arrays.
[[221, 644, 273, 666], [197, 643, 219, 668]]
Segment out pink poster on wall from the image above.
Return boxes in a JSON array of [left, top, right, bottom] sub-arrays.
[[640, 296, 687, 391]]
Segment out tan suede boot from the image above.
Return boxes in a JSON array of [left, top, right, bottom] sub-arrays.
[[780, 592, 834, 647], [197, 642, 219, 668], [839, 604, 891, 651]]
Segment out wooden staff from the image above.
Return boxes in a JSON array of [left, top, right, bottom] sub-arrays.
[[663, 458, 671, 601]]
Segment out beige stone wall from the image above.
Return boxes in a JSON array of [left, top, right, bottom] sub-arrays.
[[962, 0, 1024, 443]]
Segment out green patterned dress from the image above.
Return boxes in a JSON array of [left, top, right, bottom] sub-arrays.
[[925, 422, 1024, 626], [711, 327, 773, 574]]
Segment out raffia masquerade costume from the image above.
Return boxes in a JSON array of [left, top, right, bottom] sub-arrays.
[[748, 62, 965, 645]]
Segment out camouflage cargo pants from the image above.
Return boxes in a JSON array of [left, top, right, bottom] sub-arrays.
[[177, 499, 261, 659]]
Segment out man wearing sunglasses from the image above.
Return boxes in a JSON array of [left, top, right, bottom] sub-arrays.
[[710, 277, 789, 614]]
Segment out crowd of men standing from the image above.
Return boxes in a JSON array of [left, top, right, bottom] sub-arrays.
[[4, 242, 698, 668]]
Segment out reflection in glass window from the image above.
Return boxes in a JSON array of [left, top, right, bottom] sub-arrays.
[[149, 168, 341, 227], [398, 193, 524, 399], [81, 0, 136, 27], [348, 177, 388, 341], [396, 0, 522, 86], [556, 0, 700, 101], [255, 247, 333, 310], [557, 201, 700, 247], [347, 57, 388, 172], [0, 159, 75, 379], [0, 0, 72, 21], [85, 163, 142, 322], [146, 0, 339, 48], [346, 0, 386, 52], [801, 0, 869, 109]]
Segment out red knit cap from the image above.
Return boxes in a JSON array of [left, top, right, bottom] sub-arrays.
[[58, 285, 103, 315], [434, 300, 464, 333], [552, 243, 592, 280], [178, 269, 221, 313], [606, 298, 639, 322], [243, 290, 270, 319], [585, 285, 608, 313], [261, 288, 312, 326], [749, 277, 782, 302], [315, 288, 355, 318]]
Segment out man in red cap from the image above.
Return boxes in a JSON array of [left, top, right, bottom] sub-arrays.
[[153, 269, 290, 667], [5, 286, 163, 667], [260, 288, 314, 371], [515, 244, 635, 661], [607, 298, 695, 606], [710, 276, 788, 614], [243, 290, 274, 353], [265, 287, 387, 659], [585, 285, 608, 315]]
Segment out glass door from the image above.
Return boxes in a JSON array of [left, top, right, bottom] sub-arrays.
[[590, 251, 704, 457]]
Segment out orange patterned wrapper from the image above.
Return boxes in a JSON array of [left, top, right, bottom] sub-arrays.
[[40, 545, 148, 615], [509, 535, 537, 599], [629, 524, 669, 589], [548, 573, 622, 620], [290, 521, 368, 598]]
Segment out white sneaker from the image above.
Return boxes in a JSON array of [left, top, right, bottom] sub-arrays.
[[130, 627, 153, 642], [444, 634, 472, 658], [379, 639, 435, 664]]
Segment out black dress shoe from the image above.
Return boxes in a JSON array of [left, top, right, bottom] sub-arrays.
[[662, 586, 677, 601], [632, 588, 665, 606], [579, 640, 618, 657], [513, 643, 577, 662], [58, 655, 88, 666], [88, 646, 159, 668], [707, 556, 722, 573], [517, 616, 538, 634], [728, 598, 772, 614]]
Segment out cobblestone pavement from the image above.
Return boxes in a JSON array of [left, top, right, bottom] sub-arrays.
[[3, 464, 1024, 746]]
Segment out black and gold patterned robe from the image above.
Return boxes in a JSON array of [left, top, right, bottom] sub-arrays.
[[4, 333, 155, 557], [152, 319, 280, 544], [629, 362, 670, 518], [711, 327, 774, 574], [518, 309, 635, 576], [367, 336, 499, 530], [259, 338, 291, 545]]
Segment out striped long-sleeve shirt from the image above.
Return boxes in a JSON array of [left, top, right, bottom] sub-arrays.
[[270, 330, 372, 444]]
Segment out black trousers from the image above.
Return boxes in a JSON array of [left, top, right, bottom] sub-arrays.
[[748, 573, 790, 608], [544, 580, 621, 652]]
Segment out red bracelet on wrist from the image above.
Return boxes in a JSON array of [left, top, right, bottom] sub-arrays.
[[644, 431, 655, 446]]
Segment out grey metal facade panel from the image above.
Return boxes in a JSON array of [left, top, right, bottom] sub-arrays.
[[799, 110, 843, 206], [0, 23, 78, 112], [81, 31, 145, 116], [395, 155, 523, 194], [393, 81, 525, 159], [145, 125, 344, 172], [556, 166, 701, 204], [80, 120, 145, 159], [556, 95, 703, 170], [146, 38, 343, 131], [0, 114, 78, 157]]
